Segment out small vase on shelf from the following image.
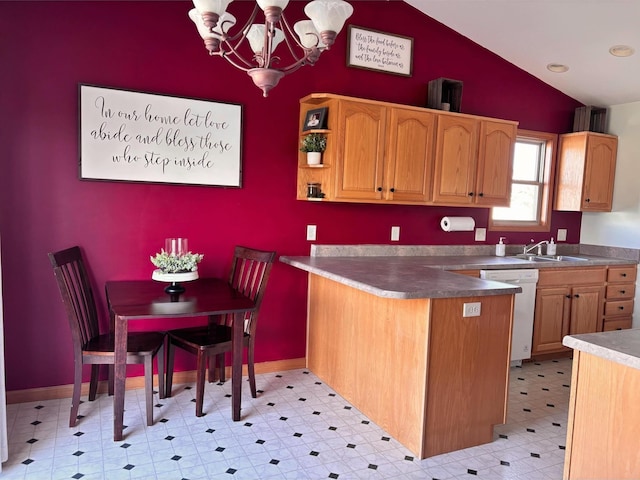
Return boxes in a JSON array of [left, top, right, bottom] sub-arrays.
[[306, 151, 322, 165]]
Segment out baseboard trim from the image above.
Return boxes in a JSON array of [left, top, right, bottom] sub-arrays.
[[6, 358, 306, 404]]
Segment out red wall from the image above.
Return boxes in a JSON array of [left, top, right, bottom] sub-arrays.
[[0, 1, 582, 391]]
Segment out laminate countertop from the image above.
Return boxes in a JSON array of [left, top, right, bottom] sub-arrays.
[[563, 328, 640, 371], [279, 252, 636, 300]]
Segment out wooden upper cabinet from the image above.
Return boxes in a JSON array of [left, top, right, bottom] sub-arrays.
[[432, 115, 516, 206], [554, 132, 618, 212], [334, 100, 387, 201], [385, 108, 436, 203], [432, 115, 478, 204], [475, 120, 516, 207], [296, 93, 517, 207]]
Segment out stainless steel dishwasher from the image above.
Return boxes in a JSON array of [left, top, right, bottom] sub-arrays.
[[480, 269, 539, 366]]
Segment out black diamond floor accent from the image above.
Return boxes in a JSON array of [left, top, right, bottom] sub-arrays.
[[298, 397, 306, 401], [346, 443, 356, 449], [294, 433, 302, 437], [171, 455, 181, 461], [73, 432, 84, 437], [343, 406, 351, 410], [553, 422, 561, 427], [468, 469, 478, 475], [500, 460, 510, 466], [244, 422, 252, 427], [270, 459, 279, 465], [313, 411, 321, 415], [382, 436, 390, 442], [34, 405, 44, 410], [499, 434, 508, 439], [121, 443, 131, 449], [368, 464, 378, 470], [215, 447, 225, 452], [329, 473, 339, 479], [404, 455, 414, 462], [26, 438, 38, 444], [72, 474, 84, 479], [22, 459, 34, 465], [160, 418, 169, 423], [286, 385, 294, 389], [226, 468, 237, 474], [165, 435, 175, 441], [279, 416, 288, 421], [329, 426, 337, 431], [527, 428, 536, 433], [206, 428, 215, 433], [531, 453, 541, 458], [30, 420, 41, 426], [256, 439, 265, 444], [73, 450, 84, 456], [123, 464, 134, 471], [310, 451, 319, 456]]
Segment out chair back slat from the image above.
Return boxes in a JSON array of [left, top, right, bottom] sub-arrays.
[[49, 246, 100, 349], [224, 246, 275, 334]]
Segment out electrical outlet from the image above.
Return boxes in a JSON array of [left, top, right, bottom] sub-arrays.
[[475, 228, 486, 242], [463, 302, 481, 317], [306, 225, 317, 241], [557, 228, 567, 242], [391, 226, 400, 241]]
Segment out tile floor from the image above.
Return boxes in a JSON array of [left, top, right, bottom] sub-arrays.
[[2, 358, 572, 479]]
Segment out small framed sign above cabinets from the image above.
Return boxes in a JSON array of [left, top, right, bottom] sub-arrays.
[[347, 26, 413, 77], [79, 84, 243, 187]]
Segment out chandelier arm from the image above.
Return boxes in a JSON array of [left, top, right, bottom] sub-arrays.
[[219, 51, 252, 73]]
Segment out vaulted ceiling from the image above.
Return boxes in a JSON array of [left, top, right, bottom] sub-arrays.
[[404, 0, 640, 107]]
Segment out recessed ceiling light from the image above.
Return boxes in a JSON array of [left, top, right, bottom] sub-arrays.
[[609, 45, 635, 57], [547, 63, 569, 73]]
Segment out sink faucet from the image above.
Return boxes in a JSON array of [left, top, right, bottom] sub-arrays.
[[524, 239, 549, 255]]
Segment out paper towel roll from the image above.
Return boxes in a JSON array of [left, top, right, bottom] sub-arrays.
[[440, 216, 475, 232]]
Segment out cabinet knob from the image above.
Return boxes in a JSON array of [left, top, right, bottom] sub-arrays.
[[478, 192, 484, 197], [565, 295, 572, 299], [574, 294, 580, 298], [390, 188, 395, 193], [377, 187, 383, 192], [621, 273, 627, 277], [619, 306, 625, 310], [585, 198, 591, 203], [620, 290, 626, 294], [468, 192, 474, 196]]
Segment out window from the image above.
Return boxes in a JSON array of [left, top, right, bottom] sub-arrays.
[[489, 130, 557, 232]]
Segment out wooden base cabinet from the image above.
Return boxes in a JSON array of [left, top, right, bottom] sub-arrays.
[[531, 268, 605, 357], [306, 274, 514, 459], [564, 351, 640, 478], [603, 265, 636, 331]]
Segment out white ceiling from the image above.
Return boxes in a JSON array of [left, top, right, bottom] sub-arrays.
[[403, 0, 640, 107]]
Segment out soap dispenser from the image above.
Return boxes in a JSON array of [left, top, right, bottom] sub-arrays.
[[496, 237, 506, 257], [547, 237, 556, 255]]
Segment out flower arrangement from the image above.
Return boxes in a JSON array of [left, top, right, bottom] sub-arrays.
[[150, 249, 204, 273], [300, 133, 327, 153]]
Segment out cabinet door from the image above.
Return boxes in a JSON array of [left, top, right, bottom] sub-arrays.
[[475, 120, 516, 206], [582, 135, 617, 211], [532, 287, 570, 354], [334, 101, 387, 200], [568, 285, 604, 334], [385, 108, 436, 203], [432, 115, 478, 204]]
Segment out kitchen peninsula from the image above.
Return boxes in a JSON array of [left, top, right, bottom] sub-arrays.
[[280, 249, 521, 459]]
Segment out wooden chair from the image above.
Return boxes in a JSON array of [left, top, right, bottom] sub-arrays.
[[48, 246, 165, 427], [166, 246, 276, 416]]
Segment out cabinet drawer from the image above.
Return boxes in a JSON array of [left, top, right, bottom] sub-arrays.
[[537, 267, 606, 287], [602, 318, 632, 331], [607, 266, 637, 283], [605, 283, 636, 300], [604, 299, 634, 317]]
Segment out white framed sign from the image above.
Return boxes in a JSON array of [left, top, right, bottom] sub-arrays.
[[347, 25, 413, 77], [79, 85, 242, 187]]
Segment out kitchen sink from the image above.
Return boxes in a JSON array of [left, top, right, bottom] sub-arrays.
[[512, 254, 589, 262]]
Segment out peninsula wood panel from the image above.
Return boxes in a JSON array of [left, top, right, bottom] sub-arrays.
[[306, 274, 514, 459], [424, 295, 512, 457], [564, 351, 640, 478], [306, 274, 430, 456]]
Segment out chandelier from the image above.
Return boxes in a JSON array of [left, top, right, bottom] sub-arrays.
[[189, 0, 354, 97]]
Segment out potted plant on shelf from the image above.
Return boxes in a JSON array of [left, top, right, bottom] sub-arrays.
[[300, 133, 327, 166]]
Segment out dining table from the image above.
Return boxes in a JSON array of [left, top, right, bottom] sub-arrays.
[[105, 277, 256, 441]]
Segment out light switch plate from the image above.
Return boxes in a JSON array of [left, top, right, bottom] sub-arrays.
[[475, 228, 487, 242], [391, 226, 400, 242], [557, 229, 567, 242], [306, 225, 317, 241]]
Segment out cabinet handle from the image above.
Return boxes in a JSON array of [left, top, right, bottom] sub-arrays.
[[377, 187, 383, 192], [468, 192, 474, 196], [390, 188, 395, 193], [585, 198, 591, 203], [574, 294, 580, 298], [619, 306, 625, 310], [565, 295, 572, 299], [478, 192, 484, 197], [620, 290, 626, 295], [621, 273, 627, 277]]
